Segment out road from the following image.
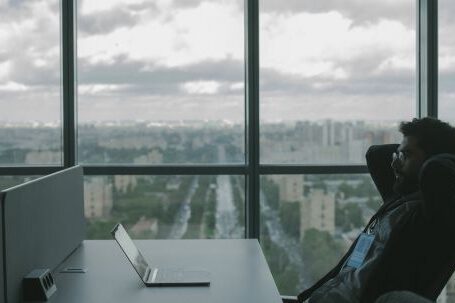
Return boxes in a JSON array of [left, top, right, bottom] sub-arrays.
[[261, 191, 308, 288], [168, 144, 242, 239], [215, 145, 242, 238], [168, 176, 199, 239]]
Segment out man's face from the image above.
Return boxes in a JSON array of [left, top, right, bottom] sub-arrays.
[[391, 136, 427, 195]]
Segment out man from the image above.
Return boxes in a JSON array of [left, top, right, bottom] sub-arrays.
[[297, 117, 455, 303]]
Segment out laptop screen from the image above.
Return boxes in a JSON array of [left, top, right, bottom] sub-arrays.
[[112, 223, 150, 279]]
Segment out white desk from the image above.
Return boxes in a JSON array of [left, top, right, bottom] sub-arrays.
[[49, 239, 282, 303]]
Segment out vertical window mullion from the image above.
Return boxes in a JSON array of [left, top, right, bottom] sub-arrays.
[[245, 0, 260, 239], [417, 0, 438, 118], [61, 0, 77, 167]]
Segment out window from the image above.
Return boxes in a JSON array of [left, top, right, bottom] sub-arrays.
[[77, 0, 245, 164], [260, 174, 380, 295], [438, 0, 455, 123], [85, 175, 245, 240], [258, 0, 416, 295], [260, 0, 416, 164], [0, 0, 62, 165], [0, 0, 444, 298]]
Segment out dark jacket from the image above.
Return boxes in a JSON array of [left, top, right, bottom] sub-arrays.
[[297, 144, 455, 303]]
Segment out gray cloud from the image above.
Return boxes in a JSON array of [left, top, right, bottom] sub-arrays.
[[77, 0, 244, 36], [260, 68, 413, 98], [174, 0, 243, 10], [440, 71, 455, 93], [78, 56, 243, 95], [78, 7, 144, 35], [0, 0, 60, 87], [439, 0, 455, 29], [2, 0, 453, 123], [260, 0, 415, 28]]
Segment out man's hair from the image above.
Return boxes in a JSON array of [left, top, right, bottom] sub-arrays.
[[399, 117, 455, 156]]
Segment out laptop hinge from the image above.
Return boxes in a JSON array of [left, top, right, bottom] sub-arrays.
[[151, 269, 158, 283], [144, 267, 151, 282]]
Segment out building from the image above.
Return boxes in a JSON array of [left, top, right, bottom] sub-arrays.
[[446, 273, 455, 303], [300, 189, 336, 239], [84, 177, 113, 219], [130, 216, 159, 237], [114, 175, 138, 193], [274, 175, 304, 203]]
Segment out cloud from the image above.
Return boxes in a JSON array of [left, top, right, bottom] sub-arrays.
[[0, 88, 60, 123], [79, 0, 147, 15], [260, 11, 415, 79], [260, 0, 415, 28], [78, 1, 244, 66], [0, 0, 60, 87], [0, 61, 10, 81], [182, 81, 221, 95], [78, 7, 144, 36], [0, 81, 28, 92], [0, 0, 434, 123], [78, 84, 132, 95], [77, 94, 244, 123], [260, 92, 414, 122], [77, 56, 244, 95]]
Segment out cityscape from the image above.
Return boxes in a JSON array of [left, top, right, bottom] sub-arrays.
[[0, 119, 454, 300]]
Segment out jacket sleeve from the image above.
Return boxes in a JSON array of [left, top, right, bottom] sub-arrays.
[[366, 144, 400, 204]]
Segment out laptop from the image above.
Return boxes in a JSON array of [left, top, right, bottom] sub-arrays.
[[111, 223, 211, 286]]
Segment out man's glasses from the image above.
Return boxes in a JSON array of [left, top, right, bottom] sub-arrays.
[[392, 151, 405, 163]]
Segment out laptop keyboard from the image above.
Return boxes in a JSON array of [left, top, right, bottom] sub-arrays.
[[155, 269, 184, 283]]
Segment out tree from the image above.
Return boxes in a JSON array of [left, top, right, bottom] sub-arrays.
[[262, 177, 279, 210], [279, 202, 300, 238], [336, 202, 363, 232], [301, 229, 344, 284]]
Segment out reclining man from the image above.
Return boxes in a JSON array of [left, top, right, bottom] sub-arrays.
[[297, 117, 455, 303]]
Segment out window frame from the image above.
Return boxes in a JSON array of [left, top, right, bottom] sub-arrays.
[[0, 0, 437, 241]]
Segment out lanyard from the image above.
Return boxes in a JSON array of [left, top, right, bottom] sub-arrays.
[[366, 195, 406, 234]]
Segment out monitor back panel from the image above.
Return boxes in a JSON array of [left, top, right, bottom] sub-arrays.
[[1, 166, 85, 303]]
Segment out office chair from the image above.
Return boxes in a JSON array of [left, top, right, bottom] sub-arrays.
[[374, 291, 433, 303], [279, 144, 455, 303]]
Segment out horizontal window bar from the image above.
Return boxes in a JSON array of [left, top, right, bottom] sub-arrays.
[[0, 164, 368, 176], [82, 165, 249, 175], [259, 165, 368, 174], [0, 166, 63, 176]]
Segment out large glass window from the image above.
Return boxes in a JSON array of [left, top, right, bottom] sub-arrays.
[[85, 175, 245, 240], [0, 0, 62, 165], [77, 0, 245, 164], [260, 174, 380, 295], [438, 0, 455, 124], [259, 0, 416, 164], [1, 1, 447, 298]]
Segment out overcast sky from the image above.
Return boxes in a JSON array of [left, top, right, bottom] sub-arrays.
[[0, 0, 454, 124]]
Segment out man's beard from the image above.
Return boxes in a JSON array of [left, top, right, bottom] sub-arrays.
[[393, 174, 420, 195]]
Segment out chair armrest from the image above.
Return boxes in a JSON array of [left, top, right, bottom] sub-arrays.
[[281, 295, 298, 303]]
